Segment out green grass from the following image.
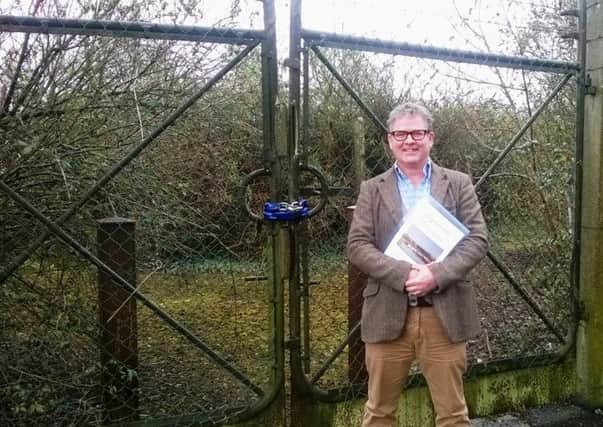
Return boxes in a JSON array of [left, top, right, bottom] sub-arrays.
[[1, 247, 573, 425]]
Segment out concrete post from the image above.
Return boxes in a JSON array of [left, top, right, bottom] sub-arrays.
[[577, 0, 603, 408]]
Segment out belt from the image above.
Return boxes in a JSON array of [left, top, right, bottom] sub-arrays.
[[415, 297, 433, 307]]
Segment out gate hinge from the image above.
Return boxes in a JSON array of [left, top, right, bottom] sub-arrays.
[[560, 9, 579, 18], [585, 75, 597, 96]]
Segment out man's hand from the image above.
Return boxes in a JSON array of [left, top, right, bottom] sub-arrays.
[[405, 264, 437, 297]]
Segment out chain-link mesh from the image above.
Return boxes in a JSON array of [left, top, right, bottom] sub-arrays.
[[0, 5, 277, 425]]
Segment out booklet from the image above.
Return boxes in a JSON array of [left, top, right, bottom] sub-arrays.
[[384, 195, 469, 265]]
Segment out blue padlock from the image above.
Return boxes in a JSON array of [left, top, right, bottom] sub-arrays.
[[263, 199, 310, 221]]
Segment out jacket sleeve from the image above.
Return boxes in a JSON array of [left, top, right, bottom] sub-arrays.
[[346, 180, 412, 293], [429, 173, 488, 291]]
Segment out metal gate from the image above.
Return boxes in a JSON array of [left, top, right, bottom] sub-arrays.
[[284, 0, 584, 418], [0, 1, 284, 425]]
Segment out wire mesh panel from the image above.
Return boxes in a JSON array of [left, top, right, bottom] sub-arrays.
[[0, 2, 280, 425], [295, 0, 579, 403]]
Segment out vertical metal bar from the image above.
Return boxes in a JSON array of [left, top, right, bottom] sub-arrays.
[[301, 44, 312, 374], [572, 0, 586, 296], [301, 252, 311, 373], [288, 0, 302, 326], [289, 0, 302, 112], [302, 45, 310, 163], [288, 3, 313, 423], [97, 218, 139, 424], [0, 42, 259, 285], [259, 0, 287, 416], [261, 0, 278, 176]]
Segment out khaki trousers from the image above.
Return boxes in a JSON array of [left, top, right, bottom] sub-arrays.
[[362, 307, 469, 427]]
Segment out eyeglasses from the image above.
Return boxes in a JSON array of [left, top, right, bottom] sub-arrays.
[[388, 129, 431, 142]]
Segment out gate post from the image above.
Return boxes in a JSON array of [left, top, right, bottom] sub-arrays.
[[577, 0, 603, 409], [96, 217, 139, 423]]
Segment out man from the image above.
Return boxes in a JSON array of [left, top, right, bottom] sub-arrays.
[[347, 102, 488, 427]]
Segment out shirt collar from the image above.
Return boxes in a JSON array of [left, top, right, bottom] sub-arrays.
[[394, 159, 432, 183]]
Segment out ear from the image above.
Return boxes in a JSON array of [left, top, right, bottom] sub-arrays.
[[427, 131, 435, 147], [385, 132, 394, 149]]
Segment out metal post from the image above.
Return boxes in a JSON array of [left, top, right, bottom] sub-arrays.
[[97, 217, 138, 423]]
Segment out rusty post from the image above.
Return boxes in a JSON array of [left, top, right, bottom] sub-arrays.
[[96, 217, 139, 423]]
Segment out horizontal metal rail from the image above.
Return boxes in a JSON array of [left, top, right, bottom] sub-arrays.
[[0, 178, 265, 397], [303, 29, 579, 74], [0, 15, 264, 44]]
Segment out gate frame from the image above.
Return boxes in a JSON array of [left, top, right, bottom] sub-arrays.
[[286, 0, 586, 419]]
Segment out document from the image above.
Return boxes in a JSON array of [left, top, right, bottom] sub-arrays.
[[385, 195, 469, 265]]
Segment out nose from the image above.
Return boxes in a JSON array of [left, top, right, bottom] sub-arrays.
[[400, 134, 415, 144]]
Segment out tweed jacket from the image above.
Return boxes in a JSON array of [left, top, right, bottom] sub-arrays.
[[347, 163, 488, 344]]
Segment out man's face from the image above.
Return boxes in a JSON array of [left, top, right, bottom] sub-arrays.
[[387, 114, 434, 170]]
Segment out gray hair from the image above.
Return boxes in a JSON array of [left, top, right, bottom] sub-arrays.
[[387, 102, 434, 130]]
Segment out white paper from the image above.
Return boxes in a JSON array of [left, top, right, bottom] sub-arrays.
[[384, 195, 469, 264]]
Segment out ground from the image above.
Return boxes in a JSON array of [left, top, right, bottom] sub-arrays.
[[472, 403, 603, 427]]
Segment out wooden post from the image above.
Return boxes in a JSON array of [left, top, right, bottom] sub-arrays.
[[348, 116, 368, 384], [352, 116, 366, 192], [97, 217, 139, 423], [577, 0, 603, 409]]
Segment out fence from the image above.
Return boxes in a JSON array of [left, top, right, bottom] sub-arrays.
[[0, 0, 585, 426]]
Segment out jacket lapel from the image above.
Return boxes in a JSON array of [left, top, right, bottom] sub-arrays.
[[430, 163, 450, 204], [377, 168, 403, 225]]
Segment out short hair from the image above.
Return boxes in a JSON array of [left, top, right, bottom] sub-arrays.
[[387, 102, 434, 130]]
